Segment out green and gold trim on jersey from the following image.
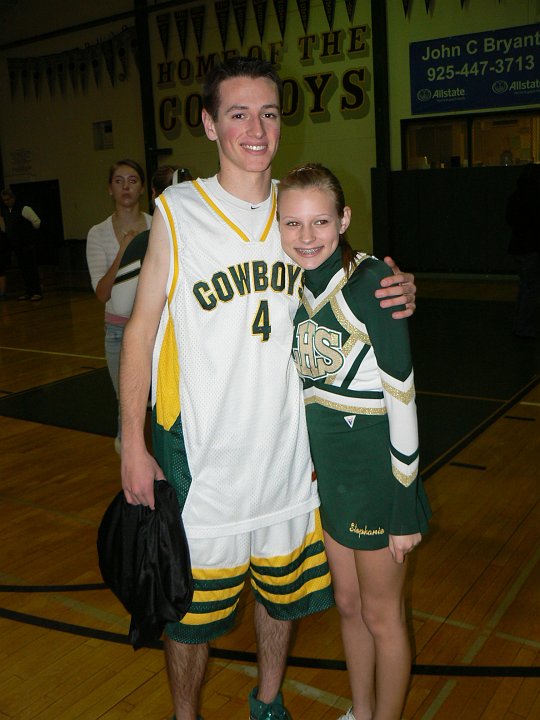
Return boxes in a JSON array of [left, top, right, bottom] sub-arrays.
[[192, 179, 277, 244]]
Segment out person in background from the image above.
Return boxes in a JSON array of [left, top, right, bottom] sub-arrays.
[[86, 159, 151, 453], [0, 226, 9, 300], [506, 163, 540, 339], [111, 164, 193, 453], [119, 58, 417, 720], [0, 188, 42, 301], [278, 163, 431, 720], [111, 165, 193, 319]]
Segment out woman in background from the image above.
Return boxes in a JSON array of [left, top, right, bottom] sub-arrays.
[[111, 165, 193, 319], [86, 159, 151, 453]]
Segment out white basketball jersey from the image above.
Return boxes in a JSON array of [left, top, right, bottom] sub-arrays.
[[153, 177, 318, 538]]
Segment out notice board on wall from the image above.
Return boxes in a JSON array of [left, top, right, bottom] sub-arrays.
[[410, 23, 540, 115]]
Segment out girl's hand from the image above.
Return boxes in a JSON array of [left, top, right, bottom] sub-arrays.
[[388, 533, 422, 563]]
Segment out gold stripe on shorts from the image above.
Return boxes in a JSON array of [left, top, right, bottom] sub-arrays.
[[250, 511, 332, 605], [180, 562, 248, 626]]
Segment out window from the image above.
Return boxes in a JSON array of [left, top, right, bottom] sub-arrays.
[[403, 110, 539, 169], [471, 114, 537, 167], [405, 119, 467, 168], [93, 120, 114, 150]]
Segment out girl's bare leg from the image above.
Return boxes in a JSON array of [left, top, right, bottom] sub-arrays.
[[355, 546, 410, 720], [324, 532, 375, 720]]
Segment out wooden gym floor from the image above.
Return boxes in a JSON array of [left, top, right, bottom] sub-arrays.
[[0, 271, 539, 720]]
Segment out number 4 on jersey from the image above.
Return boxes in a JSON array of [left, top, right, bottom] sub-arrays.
[[252, 299, 271, 342]]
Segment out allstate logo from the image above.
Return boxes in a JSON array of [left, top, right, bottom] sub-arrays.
[[417, 88, 432, 102], [492, 80, 508, 94]]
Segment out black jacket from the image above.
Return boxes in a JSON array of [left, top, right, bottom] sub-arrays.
[[97, 481, 193, 649]]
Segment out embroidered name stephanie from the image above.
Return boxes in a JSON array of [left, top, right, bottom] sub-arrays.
[[349, 522, 385, 536]]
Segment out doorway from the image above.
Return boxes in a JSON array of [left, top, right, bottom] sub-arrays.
[[11, 179, 64, 265]]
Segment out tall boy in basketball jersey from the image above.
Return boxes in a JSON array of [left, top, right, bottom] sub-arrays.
[[119, 58, 416, 720]]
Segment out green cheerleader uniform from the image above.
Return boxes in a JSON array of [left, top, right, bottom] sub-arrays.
[[293, 247, 431, 550]]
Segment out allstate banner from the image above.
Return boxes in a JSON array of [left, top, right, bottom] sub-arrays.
[[410, 23, 540, 114]]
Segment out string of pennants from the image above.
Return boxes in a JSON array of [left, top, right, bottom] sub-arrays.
[[402, 0, 502, 13], [6, 26, 136, 100], [158, 0, 505, 57], [6, 0, 506, 100], [8, 0, 356, 100], [156, 0, 358, 58]]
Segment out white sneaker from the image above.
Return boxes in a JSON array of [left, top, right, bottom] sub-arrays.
[[337, 709, 356, 720], [114, 436, 121, 455]]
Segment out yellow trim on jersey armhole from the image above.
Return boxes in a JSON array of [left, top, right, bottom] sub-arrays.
[[259, 186, 277, 243], [156, 193, 181, 431], [160, 194, 180, 303]]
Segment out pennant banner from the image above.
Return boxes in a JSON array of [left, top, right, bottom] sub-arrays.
[[101, 39, 116, 86], [425, 0, 431, 11], [44, 55, 56, 96], [252, 0, 268, 42], [461, 0, 466, 7], [30, 58, 42, 99], [157, 13, 171, 58], [232, 0, 248, 45], [272, 0, 288, 39], [322, 0, 336, 29], [115, 32, 130, 81], [20, 59, 30, 98], [7, 58, 23, 98], [6, 26, 136, 100], [174, 10, 189, 56], [76, 50, 89, 93], [68, 52, 78, 94], [296, 0, 309, 33], [402, 0, 410, 16], [88, 45, 102, 88], [55, 54, 67, 96], [215, 0, 230, 49], [190, 6, 206, 54], [344, 0, 356, 23], [129, 30, 139, 72]]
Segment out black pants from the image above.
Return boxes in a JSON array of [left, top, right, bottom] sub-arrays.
[[0, 233, 10, 276], [13, 241, 42, 296]]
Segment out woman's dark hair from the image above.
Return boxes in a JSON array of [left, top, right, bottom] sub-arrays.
[[278, 162, 357, 276], [151, 165, 177, 196], [173, 167, 194, 184], [202, 57, 283, 120], [108, 159, 145, 186]]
